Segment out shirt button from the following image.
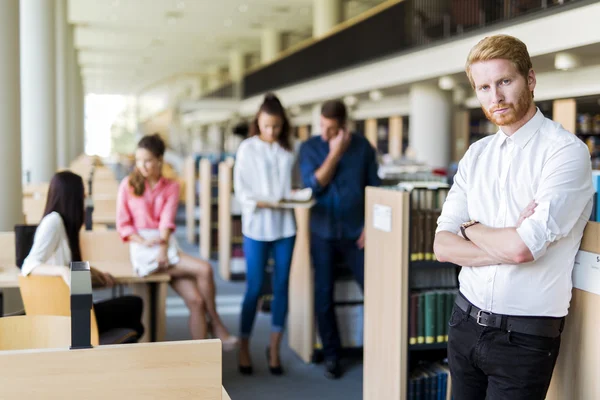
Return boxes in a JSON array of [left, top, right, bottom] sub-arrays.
[[488, 277, 493, 282]]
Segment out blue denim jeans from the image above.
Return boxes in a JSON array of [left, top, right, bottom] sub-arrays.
[[240, 235, 296, 338]]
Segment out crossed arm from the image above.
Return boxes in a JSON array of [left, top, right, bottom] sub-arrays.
[[434, 225, 533, 267]]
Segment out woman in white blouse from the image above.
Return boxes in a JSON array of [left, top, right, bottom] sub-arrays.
[[22, 171, 145, 339], [234, 93, 296, 375]]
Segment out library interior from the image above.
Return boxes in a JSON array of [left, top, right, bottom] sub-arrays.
[[1, 0, 600, 399]]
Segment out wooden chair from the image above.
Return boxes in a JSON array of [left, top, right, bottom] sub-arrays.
[[18, 275, 137, 346], [0, 315, 71, 350], [80, 230, 130, 263]]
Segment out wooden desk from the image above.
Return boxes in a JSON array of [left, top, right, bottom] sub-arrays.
[[0, 263, 170, 343], [0, 340, 223, 399], [222, 387, 232, 400]]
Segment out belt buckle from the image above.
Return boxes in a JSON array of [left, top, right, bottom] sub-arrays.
[[476, 309, 492, 327]]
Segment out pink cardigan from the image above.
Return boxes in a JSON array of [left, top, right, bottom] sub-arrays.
[[116, 177, 180, 241]]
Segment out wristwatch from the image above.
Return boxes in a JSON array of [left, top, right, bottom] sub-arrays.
[[460, 220, 479, 241]]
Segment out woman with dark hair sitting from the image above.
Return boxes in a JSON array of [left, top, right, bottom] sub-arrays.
[[116, 133, 237, 349], [234, 93, 298, 375], [22, 171, 145, 339]]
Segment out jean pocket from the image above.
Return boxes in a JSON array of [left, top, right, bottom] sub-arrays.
[[506, 331, 557, 356], [448, 304, 467, 328]]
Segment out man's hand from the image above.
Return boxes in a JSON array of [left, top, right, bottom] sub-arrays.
[[356, 229, 365, 250], [516, 200, 537, 228], [144, 237, 163, 247], [329, 128, 351, 157]]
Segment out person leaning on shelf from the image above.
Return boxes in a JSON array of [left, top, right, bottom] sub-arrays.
[[298, 99, 381, 379], [233, 93, 297, 376], [434, 34, 594, 400], [116, 134, 237, 350]]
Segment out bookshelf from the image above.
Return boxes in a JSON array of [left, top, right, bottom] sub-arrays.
[[364, 185, 458, 400], [217, 160, 245, 281], [547, 221, 600, 399]]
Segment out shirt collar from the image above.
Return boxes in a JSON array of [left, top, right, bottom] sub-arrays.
[[496, 108, 544, 149]]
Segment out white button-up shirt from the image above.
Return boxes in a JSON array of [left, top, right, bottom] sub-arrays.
[[234, 136, 296, 242], [437, 109, 594, 317]]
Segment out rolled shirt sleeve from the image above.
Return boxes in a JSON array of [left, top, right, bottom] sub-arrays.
[[436, 147, 472, 235], [516, 142, 594, 260], [116, 179, 138, 241], [298, 141, 325, 195], [158, 181, 180, 232]]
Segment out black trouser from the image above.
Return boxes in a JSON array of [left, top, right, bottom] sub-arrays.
[[94, 295, 145, 339], [310, 234, 364, 361], [447, 301, 561, 400]]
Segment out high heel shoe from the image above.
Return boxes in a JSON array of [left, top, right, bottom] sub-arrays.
[[266, 346, 284, 376], [238, 364, 253, 375]]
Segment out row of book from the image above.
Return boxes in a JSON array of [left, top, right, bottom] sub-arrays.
[[409, 362, 452, 400], [408, 186, 449, 261], [409, 289, 458, 345]]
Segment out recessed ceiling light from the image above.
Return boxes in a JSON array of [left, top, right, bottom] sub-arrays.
[[224, 18, 233, 27], [177, 1, 185, 9], [238, 4, 248, 13], [167, 16, 177, 25]]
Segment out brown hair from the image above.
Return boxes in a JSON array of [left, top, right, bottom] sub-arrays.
[[128, 133, 166, 196], [465, 35, 533, 90], [249, 93, 292, 151], [321, 100, 347, 126]]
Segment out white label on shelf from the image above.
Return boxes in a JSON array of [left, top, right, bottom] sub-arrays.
[[373, 204, 392, 233], [573, 250, 600, 295]]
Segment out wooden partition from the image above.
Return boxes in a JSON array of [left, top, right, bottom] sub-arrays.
[[547, 222, 600, 400], [363, 187, 410, 400], [199, 158, 212, 260], [185, 156, 197, 243], [288, 207, 315, 363], [0, 340, 223, 399], [218, 162, 233, 281]]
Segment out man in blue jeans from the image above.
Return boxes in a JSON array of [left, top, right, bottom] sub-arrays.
[[299, 100, 380, 379]]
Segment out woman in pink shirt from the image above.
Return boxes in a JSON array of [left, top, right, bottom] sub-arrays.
[[117, 134, 237, 348]]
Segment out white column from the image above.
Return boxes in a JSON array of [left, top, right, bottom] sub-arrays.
[[229, 50, 245, 83], [67, 30, 79, 163], [20, 0, 57, 183], [55, 0, 69, 169], [261, 28, 281, 64], [75, 71, 85, 158], [313, 0, 343, 38], [408, 83, 452, 168], [0, 0, 24, 229]]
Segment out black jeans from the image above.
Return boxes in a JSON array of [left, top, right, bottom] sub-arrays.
[[447, 302, 561, 400], [310, 234, 365, 361], [94, 295, 145, 339]]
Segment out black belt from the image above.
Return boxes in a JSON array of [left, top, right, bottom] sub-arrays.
[[455, 293, 564, 338]]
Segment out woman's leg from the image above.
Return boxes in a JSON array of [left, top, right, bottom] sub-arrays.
[[268, 235, 295, 367], [168, 276, 208, 339], [239, 236, 270, 367], [94, 295, 145, 339], [171, 253, 231, 340]]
